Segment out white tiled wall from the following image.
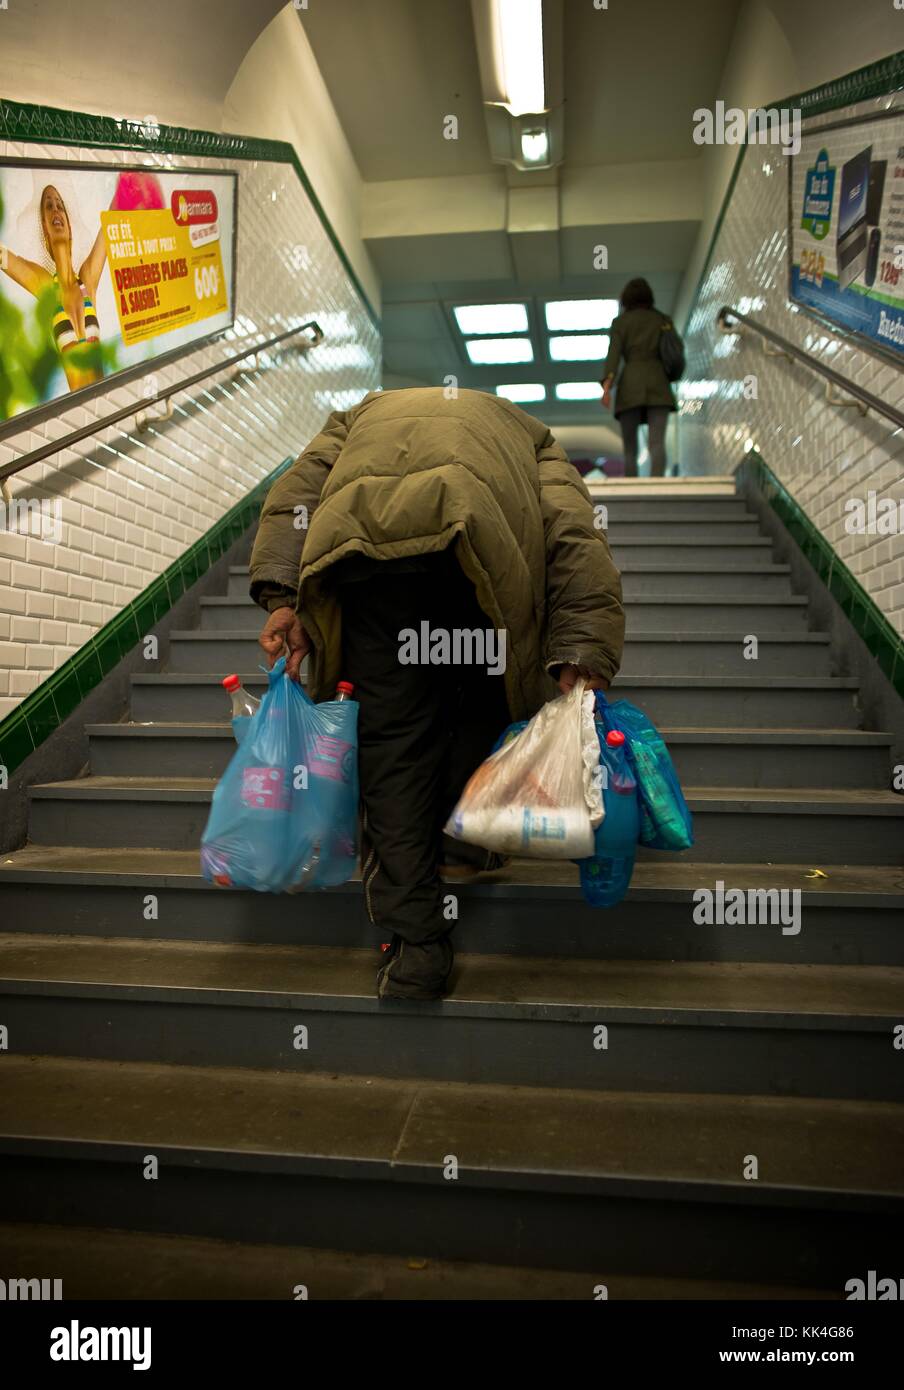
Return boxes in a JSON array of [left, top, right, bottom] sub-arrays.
[[0, 138, 381, 719], [680, 94, 904, 636]]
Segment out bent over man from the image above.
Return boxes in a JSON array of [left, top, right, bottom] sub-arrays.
[[250, 386, 624, 1000]]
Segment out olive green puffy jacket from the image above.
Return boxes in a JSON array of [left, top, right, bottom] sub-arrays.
[[249, 387, 624, 720]]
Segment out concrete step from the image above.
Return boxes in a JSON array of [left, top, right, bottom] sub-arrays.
[[613, 676, 860, 727], [199, 594, 812, 634], [166, 632, 267, 674], [1, 1055, 901, 1287], [619, 565, 794, 599], [586, 475, 737, 496], [606, 519, 762, 543], [621, 633, 833, 677], [226, 545, 780, 598], [588, 472, 736, 483], [84, 721, 891, 788], [132, 672, 271, 721], [609, 540, 775, 568], [1, 933, 902, 1099], [227, 567, 263, 596], [653, 786, 904, 865], [230, 565, 798, 603], [168, 628, 835, 678], [1, 852, 901, 965], [593, 497, 753, 521], [0, 1221, 834, 1299], [622, 596, 811, 631], [25, 777, 904, 862], [654, 727, 892, 787]]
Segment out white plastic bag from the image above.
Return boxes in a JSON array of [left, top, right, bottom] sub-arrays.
[[444, 679, 603, 859]]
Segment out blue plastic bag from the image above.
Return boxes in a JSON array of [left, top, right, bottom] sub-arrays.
[[578, 726, 640, 906], [595, 691, 693, 851], [491, 720, 528, 754], [200, 657, 359, 892]]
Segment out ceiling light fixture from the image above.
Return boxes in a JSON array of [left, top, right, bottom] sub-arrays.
[[454, 303, 529, 335], [496, 383, 546, 402], [466, 337, 534, 365], [520, 128, 549, 164], [493, 0, 545, 117], [471, 0, 564, 172], [555, 382, 603, 400], [545, 299, 619, 332], [548, 334, 609, 362]]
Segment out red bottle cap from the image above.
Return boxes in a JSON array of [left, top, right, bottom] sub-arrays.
[[222, 674, 241, 692], [606, 729, 626, 747], [336, 681, 355, 696]]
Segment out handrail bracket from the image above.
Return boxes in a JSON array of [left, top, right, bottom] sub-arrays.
[[825, 382, 869, 415]]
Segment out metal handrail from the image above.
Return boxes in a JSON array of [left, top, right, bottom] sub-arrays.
[[716, 306, 904, 432], [0, 319, 324, 485]]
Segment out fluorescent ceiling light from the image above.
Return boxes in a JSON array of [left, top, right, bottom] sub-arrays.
[[555, 382, 602, 401], [545, 299, 619, 332], [454, 303, 528, 335], [466, 337, 534, 365], [494, 0, 545, 117], [496, 383, 546, 402], [520, 127, 549, 164], [548, 334, 608, 362]]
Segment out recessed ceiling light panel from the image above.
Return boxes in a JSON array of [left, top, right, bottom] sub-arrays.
[[548, 334, 609, 362], [545, 299, 619, 332], [466, 338, 534, 365], [454, 303, 528, 336], [495, 383, 546, 402], [555, 381, 603, 400]]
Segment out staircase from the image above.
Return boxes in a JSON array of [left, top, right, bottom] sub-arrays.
[[1, 479, 903, 1300]]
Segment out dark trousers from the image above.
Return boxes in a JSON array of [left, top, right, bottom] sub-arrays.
[[620, 405, 669, 476], [338, 554, 510, 945]]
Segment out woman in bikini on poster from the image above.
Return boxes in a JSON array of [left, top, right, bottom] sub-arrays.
[[0, 183, 109, 392]]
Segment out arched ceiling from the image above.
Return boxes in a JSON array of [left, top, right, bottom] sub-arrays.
[[2, 0, 287, 129]]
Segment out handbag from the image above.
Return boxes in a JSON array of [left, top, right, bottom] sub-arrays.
[[658, 315, 686, 382]]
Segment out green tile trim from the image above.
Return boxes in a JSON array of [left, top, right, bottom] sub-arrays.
[[681, 49, 904, 336], [0, 456, 292, 778], [739, 451, 904, 700], [0, 97, 380, 334], [792, 51, 904, 115]]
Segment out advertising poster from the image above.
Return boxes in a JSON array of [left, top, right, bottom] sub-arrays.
[[0, 163, 236, 429], [789, 113, 904, 360]]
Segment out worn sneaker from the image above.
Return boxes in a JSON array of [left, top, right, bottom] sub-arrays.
[[376, 936, 453, 1001]]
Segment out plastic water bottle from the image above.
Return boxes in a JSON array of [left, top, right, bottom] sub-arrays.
[[209, 676, 283, 887], [580, 728, 640, 907], [292, 681, 358, 889], [223, 673, 261, 744]]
